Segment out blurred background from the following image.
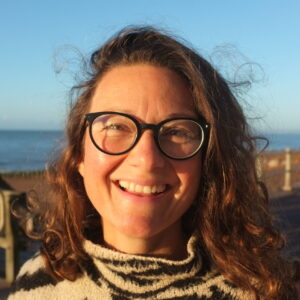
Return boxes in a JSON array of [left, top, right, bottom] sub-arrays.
[[0, 0, 299, 297]]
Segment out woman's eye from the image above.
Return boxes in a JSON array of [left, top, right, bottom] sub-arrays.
[[103, 123, 126, 131], [162, 128, 194, 142], [165, 128, 191, 137], [170, 129, 188, 136], [101, 123, 134, 137]]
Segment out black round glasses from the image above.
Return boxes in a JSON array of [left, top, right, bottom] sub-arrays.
[[84, 111, 210, 160]]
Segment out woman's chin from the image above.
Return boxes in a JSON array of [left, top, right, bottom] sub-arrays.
[[108, 216, 163, 240]]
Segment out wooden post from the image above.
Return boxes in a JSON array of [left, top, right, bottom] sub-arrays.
[[255, 155, 263, 180], [0, 190, 16, 283], [282, 148, 292, 191]]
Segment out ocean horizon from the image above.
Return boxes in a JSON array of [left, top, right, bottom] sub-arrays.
[[0, 129, 64, 173], [0, 129, 300, 172]]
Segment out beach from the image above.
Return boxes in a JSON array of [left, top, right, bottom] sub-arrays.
[[1, 171, 49, 199]]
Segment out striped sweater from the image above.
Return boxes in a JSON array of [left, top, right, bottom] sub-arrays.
[[9, 235, 253, 299]]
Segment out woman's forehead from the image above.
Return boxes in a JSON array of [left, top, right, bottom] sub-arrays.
[[90, 64, 197, 118]]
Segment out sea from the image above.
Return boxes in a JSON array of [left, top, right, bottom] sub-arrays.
[[0, 130, 300, 172], [0, 130, 65, 172]]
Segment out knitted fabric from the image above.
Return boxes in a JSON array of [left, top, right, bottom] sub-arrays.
[[9, 235, 253, 299]]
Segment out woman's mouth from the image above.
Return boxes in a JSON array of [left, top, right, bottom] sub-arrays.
[[117, 180, 168, 196]]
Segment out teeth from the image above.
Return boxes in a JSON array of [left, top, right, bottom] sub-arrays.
[[151, 185, 157, 193], [118, 180, 167, 195], [157, 185, 165, 193]]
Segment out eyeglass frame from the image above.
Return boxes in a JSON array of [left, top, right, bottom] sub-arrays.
[[84, 111, 210, 160]]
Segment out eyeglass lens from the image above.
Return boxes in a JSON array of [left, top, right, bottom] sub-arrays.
[[158, 119, 203, 158], [90, 113, 204, 159]]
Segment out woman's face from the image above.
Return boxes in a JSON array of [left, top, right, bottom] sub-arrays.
[[79, 64, 201, 248]]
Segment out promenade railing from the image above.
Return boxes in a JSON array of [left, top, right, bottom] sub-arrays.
[[0, 190, 27, 283], [257, 148, 300, 195]]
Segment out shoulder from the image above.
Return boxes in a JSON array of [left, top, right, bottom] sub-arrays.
[[200, 267, 255, 300], [8, 252, 107, 300], [206, 273, 254, 300], [8, 252, 58, 300]]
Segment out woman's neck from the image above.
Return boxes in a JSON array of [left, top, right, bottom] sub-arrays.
[[102, 221, 189, 260]]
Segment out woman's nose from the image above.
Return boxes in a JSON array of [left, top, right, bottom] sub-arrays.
[[125, 130, 166, 170]]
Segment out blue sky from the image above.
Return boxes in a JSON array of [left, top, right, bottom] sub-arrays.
[[0, 0, 299, 133]]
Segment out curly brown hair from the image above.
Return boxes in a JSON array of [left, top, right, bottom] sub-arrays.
[[22, 26, 298, 299]]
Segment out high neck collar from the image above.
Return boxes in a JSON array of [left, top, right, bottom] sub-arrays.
[[83, 233, 202, 280]]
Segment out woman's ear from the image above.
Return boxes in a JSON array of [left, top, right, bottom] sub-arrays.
[[78, 161, 84, 177]]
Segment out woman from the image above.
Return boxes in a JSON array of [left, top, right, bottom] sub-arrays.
[[9, 26, 298, 299]]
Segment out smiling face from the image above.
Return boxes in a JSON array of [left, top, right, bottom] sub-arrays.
[[79, 64, 202, 254]]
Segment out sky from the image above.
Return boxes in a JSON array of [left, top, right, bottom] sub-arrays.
[[0, 0, 299, 133]]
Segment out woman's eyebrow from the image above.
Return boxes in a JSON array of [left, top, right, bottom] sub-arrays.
[[165, 112, 198, 119], [89, 109, 198, 119]]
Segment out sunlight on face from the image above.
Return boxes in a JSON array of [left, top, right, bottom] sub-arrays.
[[79, 64, 202, 253]]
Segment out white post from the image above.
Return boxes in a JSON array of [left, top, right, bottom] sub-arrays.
[[255, 155, 263, 180], [282, 148, 292, 191]]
